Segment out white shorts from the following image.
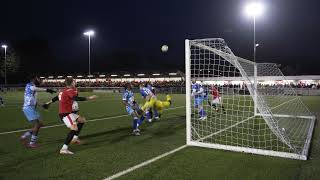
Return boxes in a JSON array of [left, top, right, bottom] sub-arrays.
[[62, 113, 79, 128], [211, 97, 222, 105]]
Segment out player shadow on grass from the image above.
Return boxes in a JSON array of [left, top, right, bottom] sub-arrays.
[[134, 115, 186, 144], [75, 127, 134, 149]]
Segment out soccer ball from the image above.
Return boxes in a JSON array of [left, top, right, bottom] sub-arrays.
[[161, 45, 168, 52], [281, 127, 285, 132]]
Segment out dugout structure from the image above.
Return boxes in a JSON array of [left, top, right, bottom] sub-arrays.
[[185, 38, 316, 160]]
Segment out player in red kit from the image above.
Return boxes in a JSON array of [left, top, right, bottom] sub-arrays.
[[208, 85, 226, 114], [44, 77, 97, 155]]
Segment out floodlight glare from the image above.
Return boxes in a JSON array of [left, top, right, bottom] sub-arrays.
[[83, 30, 95, 36], [1, 45, 7, 48], [245, 2, 264, 17]]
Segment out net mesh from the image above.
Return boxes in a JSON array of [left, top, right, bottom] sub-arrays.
[[188, 38, 315, 159]]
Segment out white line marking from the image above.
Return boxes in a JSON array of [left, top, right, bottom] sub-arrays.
[[103, 115, 256, 180], [103, 145, 187, 180], [196, 115, 256, 142], [0, 106, 185, 135]]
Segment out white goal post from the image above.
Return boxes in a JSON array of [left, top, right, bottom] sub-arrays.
[[185, 38, 316, 160]]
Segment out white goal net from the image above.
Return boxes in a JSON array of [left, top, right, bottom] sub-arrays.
[[185, 38, 316, 160]]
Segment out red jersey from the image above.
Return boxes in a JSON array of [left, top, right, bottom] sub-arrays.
[[211, 86, 219, 99], [59, 88, 78, 114]]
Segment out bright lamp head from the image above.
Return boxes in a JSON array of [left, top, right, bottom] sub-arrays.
[[245, 2, 264, 17], [1, 45, 7, 49], [83, 30, 95, 36]]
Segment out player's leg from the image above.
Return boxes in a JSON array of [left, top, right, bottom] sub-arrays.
[[127, 106, 140, 135], [218, 97, 226, 114], [142, 101, 153, 123], [71, 115, 86, 144], [22, 107, 43, 148], [60, 113, 80, 155], [196, 98, 206, 120], [134, 105, 145, 128], [153, 109, 160, 120], [210, 99, 217, 110]]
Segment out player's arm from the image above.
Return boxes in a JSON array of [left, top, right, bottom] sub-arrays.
[[72, 95, 97, 101], [30, 85, 56, 94], [42, 95, 59, 109]]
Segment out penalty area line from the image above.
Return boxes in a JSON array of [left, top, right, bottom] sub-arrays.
[[103, 145, 187, 180], [0, 106, 185, 135]]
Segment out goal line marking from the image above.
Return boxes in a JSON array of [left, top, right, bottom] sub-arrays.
[[103, 115, 256, 180], [0, 106, 185, 135]]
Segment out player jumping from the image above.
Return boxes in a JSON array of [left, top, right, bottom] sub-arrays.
[[141, 94, 172, 119], [20, 75, 56, 148], [56, 77, 97, 155], [123, 83, 145, 136], [139, 84, 158, 122], [192, 80, 207, 120], [208, 85, 226, 114]]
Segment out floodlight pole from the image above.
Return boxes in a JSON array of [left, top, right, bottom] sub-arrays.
[[253, 15, 258, 116], [88, 35, 91, 75], [1, 45, 7, 85], [84, 30, 94, 75]]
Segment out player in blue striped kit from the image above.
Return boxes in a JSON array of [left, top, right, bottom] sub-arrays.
[[123, 83, 145, 136], [192, 81, 207, 120], [139, 83, 159, 122], [20, 75, 56, 148]]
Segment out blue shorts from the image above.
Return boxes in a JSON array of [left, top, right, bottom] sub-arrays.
[[23, 106, 40, 122], [194, 97, 204, 108], [126, 106, 135, 115]]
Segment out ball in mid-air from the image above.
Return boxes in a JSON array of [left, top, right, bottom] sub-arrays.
[[161, 45, 168, 52]]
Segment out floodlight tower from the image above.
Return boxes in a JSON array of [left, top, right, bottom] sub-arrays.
[[1, 44, 7, 85], [244, 1, 264, 115], [83, 30, 95, 75], [244, 1, 264, 62]]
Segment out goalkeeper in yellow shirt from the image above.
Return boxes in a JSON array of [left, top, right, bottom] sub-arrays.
[[141, 94, 172, 119]]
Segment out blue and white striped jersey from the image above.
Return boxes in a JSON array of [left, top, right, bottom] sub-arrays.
[[192, 83, 205, 98], [140, 87, 154, 98], [122, 89, 135, 107], [23, 83, 38, 107]]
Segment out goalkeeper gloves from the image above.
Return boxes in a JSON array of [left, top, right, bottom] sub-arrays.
[[46, 89, 56, 94]]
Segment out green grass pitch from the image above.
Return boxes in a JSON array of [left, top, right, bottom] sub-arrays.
[[0, 91, 319, 180]]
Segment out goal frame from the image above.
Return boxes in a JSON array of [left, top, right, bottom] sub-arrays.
[[185, 39, 316, 160]]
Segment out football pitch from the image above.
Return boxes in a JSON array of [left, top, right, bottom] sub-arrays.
[[0, 92, 320, 180]]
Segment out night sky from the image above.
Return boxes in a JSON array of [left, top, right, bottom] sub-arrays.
[[1, 0, 320, 77]]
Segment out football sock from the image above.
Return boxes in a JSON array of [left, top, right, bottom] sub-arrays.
[[199, 108, 206, 117], [75, 123, 84, 136], [62, 144, 68, 150], [64, 130, 76, 146], [21, 131, 32, 139], [138, 116, 145, 126], [146, 111, 152, 120], [133, 117, 139, 129], [30, 135, 38, 145]]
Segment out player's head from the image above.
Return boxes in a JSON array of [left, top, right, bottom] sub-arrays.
[[139, 83, 145, 89], [212, 85, 217, 90], [29, 75, 41, 86], [192, 80, 196, 84], [125, 83, 133, 90], [65, 77, 76, 88]]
